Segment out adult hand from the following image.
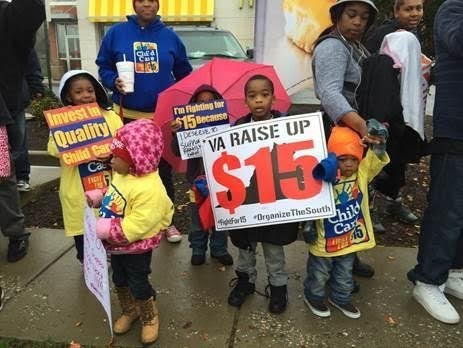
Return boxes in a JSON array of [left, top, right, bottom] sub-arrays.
[[360, 134, 384, 147], [115, 77, 126, 95]]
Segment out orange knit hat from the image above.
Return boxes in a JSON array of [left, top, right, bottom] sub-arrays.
[[327, 126, 364, 161]]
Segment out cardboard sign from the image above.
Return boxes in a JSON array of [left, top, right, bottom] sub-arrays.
[[83, 205, 112, 336], [202, 113, 336, 230], [173, 99, 230, 160], [44, 103, 112, 166]]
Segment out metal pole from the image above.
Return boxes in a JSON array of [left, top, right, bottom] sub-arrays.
[[43, 22, 53, 91]]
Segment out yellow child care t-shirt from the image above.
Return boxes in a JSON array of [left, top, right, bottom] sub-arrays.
[[47, 109, 123, 237], [309, 149, 390, 257]]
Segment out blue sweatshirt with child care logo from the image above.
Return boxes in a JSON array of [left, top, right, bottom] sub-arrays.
[[96, 15, 192, 113]]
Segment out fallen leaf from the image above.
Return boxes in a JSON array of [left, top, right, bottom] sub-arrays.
[[385, 315, 398, 326], [182, 321, 192, 329], [69, 341, 81, 348], [201, 331, 209, 341], [217, 265, 226, 272], [387, 256, 396, 261], [75, 321, 83, 327]]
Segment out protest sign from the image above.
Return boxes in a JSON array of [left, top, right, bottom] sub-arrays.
[[202, 113, 336, 231], [173, 99, 230, 160], [44, 103, 112, 166], [78, 161, 111, 192], [83, 205, 112, 335]]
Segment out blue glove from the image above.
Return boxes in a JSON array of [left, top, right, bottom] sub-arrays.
[[312, 153, 338, 183], [193, 176, 209, 197], [366, 119, 389, 156]]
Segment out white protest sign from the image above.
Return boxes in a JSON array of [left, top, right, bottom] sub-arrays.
[[174, 99, 230, 160], [202, 112, 336, 231], [83, 205, 112, 335]]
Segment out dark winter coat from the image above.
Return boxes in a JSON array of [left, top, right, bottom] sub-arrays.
[[20, 49, 45, 109], [432, 0, 463, 144], [364, 18, 423, 53], [229, 111, 299, 250], [0, 0, 45, 126]]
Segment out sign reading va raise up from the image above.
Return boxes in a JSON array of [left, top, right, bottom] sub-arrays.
[[44, 103, 113, 166]]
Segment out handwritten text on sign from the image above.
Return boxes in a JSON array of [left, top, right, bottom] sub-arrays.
[[173, 99, 230, 160], [83, 205, 112, 335], [44, 103, 112, 166], [202, 113, 336, 230]]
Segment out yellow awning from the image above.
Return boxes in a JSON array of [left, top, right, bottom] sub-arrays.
[[88, 0, 214, 22]]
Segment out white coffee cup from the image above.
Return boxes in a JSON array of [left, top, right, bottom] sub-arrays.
[[116, 61, 135, 93]]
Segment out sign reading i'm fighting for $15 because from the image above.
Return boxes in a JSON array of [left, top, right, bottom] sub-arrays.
[[201, 112, 336, 231], [173, 99, 230, 160]]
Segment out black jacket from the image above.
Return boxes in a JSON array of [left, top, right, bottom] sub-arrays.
[[0, 0, 45, 125], [20, 48, 45, 109], [229, 111, 299, 250], [364, 18, 423, 54]]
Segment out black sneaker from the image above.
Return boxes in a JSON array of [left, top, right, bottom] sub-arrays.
[[384, 196, 419, 224], [228, 271, 255, 307], [0, 287, 4, 312], [304, 296, 330, 317], [328, 298, 361, 319], [191, 254, 206, 266], [353, 256, 375, 278], [211, 252, 234, 266], [7, 239, 29, 263], [268, 284, 288, 314]]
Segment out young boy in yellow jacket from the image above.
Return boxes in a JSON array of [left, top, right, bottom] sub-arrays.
[[303, 125, 389, 319]]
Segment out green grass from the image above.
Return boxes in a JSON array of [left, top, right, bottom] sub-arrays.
[[0, 338, 76, 348]]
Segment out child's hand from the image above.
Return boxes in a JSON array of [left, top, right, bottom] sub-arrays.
[[170, 119, 182, 133], [360, 134, 385, 147], [96, 218, 111, 240]]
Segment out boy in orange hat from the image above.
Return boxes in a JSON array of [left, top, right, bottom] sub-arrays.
[[303, 125, 389, 320]]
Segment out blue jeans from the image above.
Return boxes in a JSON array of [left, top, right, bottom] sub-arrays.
[[111, 250, 155, 300], [304, 253, 355, 305], [188, 203, 228, 256], [408, 153, 463, 285]]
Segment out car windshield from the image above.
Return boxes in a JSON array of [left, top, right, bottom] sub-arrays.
[[176, 30, 248, 59]]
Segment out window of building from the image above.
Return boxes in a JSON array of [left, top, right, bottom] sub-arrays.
[[56, 23, 81, 70]]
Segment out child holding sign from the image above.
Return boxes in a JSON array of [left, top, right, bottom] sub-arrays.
[[303, 125, 389, 319], [171, 85, 233, 266], [47, 70, 123, 264], [227, 75, 299, 314], [86, 119, 173, 345]]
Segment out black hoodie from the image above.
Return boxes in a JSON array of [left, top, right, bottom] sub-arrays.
[[0, 0, 45, 125]]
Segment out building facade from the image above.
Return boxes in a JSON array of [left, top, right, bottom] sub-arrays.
[[45, 0, 255, 80]]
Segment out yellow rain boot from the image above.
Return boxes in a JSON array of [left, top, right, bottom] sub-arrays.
[[114, 287, 139, 335], [137, 297, 159, 344]]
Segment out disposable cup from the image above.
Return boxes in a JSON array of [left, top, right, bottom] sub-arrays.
[[116, 61, 135, 93]]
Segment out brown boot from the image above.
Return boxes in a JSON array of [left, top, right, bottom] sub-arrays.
[[114, 287, 139, 335], [137, 297, 159, 344]]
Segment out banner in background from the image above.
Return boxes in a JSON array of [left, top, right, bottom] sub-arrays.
[[254, 0, 334, 95]]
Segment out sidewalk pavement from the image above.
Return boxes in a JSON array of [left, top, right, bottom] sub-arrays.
[[1, 229, 463, 347]]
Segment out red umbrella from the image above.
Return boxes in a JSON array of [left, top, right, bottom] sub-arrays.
[[154, 58, 291, 172]]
